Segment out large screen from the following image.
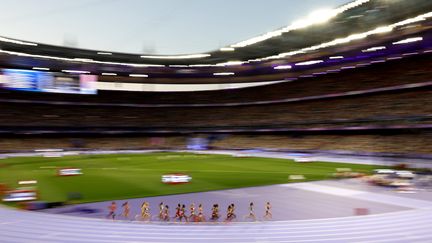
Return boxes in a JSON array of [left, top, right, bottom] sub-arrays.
[[0, 69, 97, 94]]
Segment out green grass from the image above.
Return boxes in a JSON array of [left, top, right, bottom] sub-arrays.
[[0, 152, 388, 204]]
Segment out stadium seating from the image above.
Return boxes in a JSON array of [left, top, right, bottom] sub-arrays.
[[0, 54, 431, 156], [0, 88, 431, 128], [0, 55, 430, 105], [211, 133, 432, 155]]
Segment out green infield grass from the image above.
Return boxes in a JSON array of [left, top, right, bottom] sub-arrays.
[[0, 152, 388, 204]]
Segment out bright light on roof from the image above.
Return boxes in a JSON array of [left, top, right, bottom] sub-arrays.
[[220, 47, 235, 52], [307, 9, 338, 24], [362, 46, 386, 52], [101, 73, 117, 76], [213, 72, 235, 76], [169, 65, 189, 68], [73, 58, 94, 62], [230, 0, 371, 48], [295, 60, 323, 66], [329, 56, 344, 59], [32, 67, 50, 71], [188, 64, 213, 67], [392, 37, 423, 45], [129, 74, 149, 78], [274, 65, 292, 70], [62, 70, 90, 74], [373, 26, 393, 34], [140, 54, 211, 59], [0, 36, 37, 46], [97, 52, 112, 55], [0, 49, 165, 68], [216, 61, 244, 66]]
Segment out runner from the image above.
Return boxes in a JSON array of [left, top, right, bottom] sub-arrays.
[[197, 203, 205, 222], [178, 204, 188, 222], [122, 201, 130, 219], [162, 205, 170, 221], [246, 202, 256, 221], [264, 202, 272, 219], [210, 204, 219, 221], [189, 203, 197, 221], [158, 202, 164, 220], [107, 201, 117, 220], [174, 204, 181, 220], [140, 202, 151, 220], [226, 203, 236, 221]]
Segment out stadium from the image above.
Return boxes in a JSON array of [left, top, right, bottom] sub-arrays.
[[1, 0, 432, 242]]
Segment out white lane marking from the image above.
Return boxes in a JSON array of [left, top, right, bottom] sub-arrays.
[[1, 222, 431, 242], [3, 215, 431, 237]]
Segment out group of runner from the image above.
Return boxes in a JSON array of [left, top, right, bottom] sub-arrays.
[[107, 201, 272, 222]]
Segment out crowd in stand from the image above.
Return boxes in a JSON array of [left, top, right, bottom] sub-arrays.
[[0, 55, 431, 106], [1, 132, 432, 155], [0, 55, 431, 155], [0, 88, 430, 128]]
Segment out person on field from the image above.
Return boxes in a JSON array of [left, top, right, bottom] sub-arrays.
[[264, 202, 272, 219], [141, 202, 150, 220], [210, 204, 220, 221], [178, 204, 188, 222], [174, 204, 181, 220], [122, 201, 130, 219], [162, 205, 170, 221], [107, 201, 117, 220], [189, 203, 197, 221], [159, 202, 164, 220], [226, 203, 236, 221], [246, 202, 256, 221], [197, 203, 205, 222]]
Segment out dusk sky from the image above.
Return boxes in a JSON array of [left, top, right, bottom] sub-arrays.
[[0, 0, 350, 54]]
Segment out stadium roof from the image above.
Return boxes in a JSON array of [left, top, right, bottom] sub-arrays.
[[0, 0, 431, 87], [0, 0, 430, 65]]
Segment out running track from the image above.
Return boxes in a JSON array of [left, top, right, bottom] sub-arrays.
[[1, 205, 432, 243]]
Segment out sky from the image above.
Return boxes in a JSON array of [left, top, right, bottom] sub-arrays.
[[0, 0, 351, 55]]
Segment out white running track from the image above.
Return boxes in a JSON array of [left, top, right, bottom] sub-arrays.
[[1, 205, 432, 243]]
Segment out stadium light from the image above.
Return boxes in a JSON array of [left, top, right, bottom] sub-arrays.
[[0, 36, 37, 46], [220, 47, 235, 52], [129, 74, 149, 78], [0, 49, 165, 68], [373, 26, 393, 34], [306, 9, 338, 24], [216, 61, 244, 66], [32, 67, 50, 71], [169, 65, 189, 68], [213, 72, 235, 76], [101, 73, 117, 76], [329, 56, 344, 59], [295, 60, 323, 66], [62, 70, 90, 74], [230, 0, 372, 48], [362, 46, 386, 52], [97, 52, 112, 55], [392, 37, 423, 45], [274, 65, 292, 70], [140, 54, 211, 59], [188, 64, 213, 67], [73, 58, 94, 62]]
